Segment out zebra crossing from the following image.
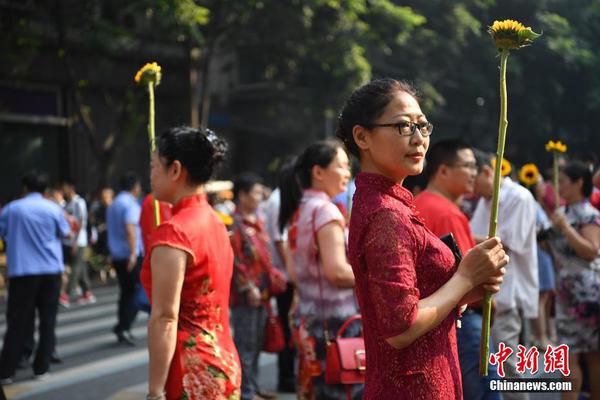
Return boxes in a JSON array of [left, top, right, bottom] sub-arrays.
[[0, 283, 293, 400]]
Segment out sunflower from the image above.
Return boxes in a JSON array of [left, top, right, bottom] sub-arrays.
[[545, 140, 567, 153], [134, 62, 162, 86], [519, 163, 539, 187], [492, 157, 512, 177], [489, 19, 541, 50]]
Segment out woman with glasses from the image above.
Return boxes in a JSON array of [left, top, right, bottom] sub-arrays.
[[279, 140, 362, 400], [336, 78, 509, 399], [548, 161, 600, 400]]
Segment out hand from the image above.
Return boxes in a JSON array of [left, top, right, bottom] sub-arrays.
[[246, 286, 262, 308], [127, 253, 137, 272], [550, 210, 569, 232], [457, 237, 509, 288], [71, 245, 78, 257]]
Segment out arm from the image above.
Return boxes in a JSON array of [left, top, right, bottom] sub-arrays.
[[125, 223, 138, 270], [147, 245, 187, 398], [317, 222, 355, 288], [552, 211, 600, 261]]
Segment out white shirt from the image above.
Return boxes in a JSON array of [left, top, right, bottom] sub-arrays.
[[470, 177, 539, 318], [262, 188, 288, 273], [63, 194, 88, 248]]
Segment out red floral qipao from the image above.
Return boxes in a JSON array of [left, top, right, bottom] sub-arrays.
[[141, 194, 241, 400], [348, 173, 462, 400]]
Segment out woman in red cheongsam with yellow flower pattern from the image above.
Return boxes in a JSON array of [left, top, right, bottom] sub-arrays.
[[141, 126, 241, 400]]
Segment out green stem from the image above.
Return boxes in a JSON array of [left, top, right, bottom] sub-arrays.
[[553, 152, 560, 211], [480, 48, 510, 376], [147, 82, 161, 227]]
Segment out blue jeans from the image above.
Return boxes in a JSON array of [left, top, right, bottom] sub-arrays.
[[457, 310, 501, 400]]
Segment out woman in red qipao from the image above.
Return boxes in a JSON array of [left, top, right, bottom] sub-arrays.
[[335, 79, 509, 400], [142, 126, 241, 400]]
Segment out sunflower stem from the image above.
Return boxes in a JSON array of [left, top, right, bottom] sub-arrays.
[[147, 82, 161, 227], [480, 48, 510, 376], [553, 152, 560, 211]]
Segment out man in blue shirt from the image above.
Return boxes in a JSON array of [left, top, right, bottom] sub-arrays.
[[107, 171, 143, 345], [0, 171, 71, 382]]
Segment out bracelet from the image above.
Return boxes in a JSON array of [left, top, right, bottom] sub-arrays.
[[146, 391, 166, 400]]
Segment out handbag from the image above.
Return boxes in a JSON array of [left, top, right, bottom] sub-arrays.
[[324, 315, 366, 385], [311, 205, 366, 391], [263, 301, 286, 353]]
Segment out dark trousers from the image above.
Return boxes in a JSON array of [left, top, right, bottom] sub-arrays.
[[276, 283, 296, 387], [112, 258, 140, 333], [0, 273, 61, 377]]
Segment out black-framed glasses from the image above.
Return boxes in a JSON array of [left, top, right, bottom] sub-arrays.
[[365, 121, 433, 137]]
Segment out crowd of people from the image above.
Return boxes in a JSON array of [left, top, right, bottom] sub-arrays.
[[0, 78, 599, 400]]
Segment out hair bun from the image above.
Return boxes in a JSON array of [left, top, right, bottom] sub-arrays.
[[204, 128, 228, 165]]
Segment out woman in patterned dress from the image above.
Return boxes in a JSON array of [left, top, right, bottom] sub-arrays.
[[278, 140, 362, 400], [336, 78, 509, 399], [548, 161, 600, 400], [142, 126, 241, 400]]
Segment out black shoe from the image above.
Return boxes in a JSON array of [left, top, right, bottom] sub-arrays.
[[113, 328, 135, 346]]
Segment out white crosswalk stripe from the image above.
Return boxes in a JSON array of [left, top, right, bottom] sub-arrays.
[[0, 284, 294, 400], [0, 284, 150, 399]]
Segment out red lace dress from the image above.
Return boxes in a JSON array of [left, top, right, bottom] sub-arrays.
[[141, 194, 241, 400], [348, 173, 462, 400]]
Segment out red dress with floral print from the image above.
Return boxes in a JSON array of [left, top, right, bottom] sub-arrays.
[[348, 173, 462, 400], [141, 194, 241, 400]]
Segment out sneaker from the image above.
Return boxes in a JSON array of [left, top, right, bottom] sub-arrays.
[[0, 376, 13, 385], [33, 372, 50, 381], [58, 294, 70, 308], [78, 291, 97, 305]]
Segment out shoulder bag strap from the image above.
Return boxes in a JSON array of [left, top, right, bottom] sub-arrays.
[[312, 203, 332, 343]]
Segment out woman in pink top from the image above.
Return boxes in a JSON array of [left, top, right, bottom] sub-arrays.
[[336, 78, 509, 399], [279, 140, 362, 399]]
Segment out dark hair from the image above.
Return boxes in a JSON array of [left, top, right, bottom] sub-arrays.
[[424, 139, 472, 181], [473, 148, 493, 172], [278, 140, 343, 232], [336, 78, 419, 158], [22, 170, 48, 193], [233, 172, 263, 199], [157, 126, 227, 185], [119, 171, 140, 192], [562, 161, 593, 197]]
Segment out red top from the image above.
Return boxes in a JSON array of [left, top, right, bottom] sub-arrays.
[[141, 194, 241, 400], [140, 194, 173, 252], [229, 211, 274, 306], [348, 173, 462, 400], [414, 190, 476, 255]]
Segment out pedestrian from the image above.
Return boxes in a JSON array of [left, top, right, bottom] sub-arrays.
[[60, 181, 96, 307], [336, 78, 508, 399], [547, 161, 600, 400], [470, 149, 538, 400], [414, 138, 501, 400], [278, 140, 362, 400], [107, 171, 143, 345], [262, 160, 297, 393], [0, 171, 71, 382], [230, 172, 284, 400], [142, 126, 241, 400]]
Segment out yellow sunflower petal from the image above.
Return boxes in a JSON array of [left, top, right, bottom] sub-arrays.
[[134, 62, 162, 86], [489, 19, 540, 50], [519, 163, 540, 186]]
